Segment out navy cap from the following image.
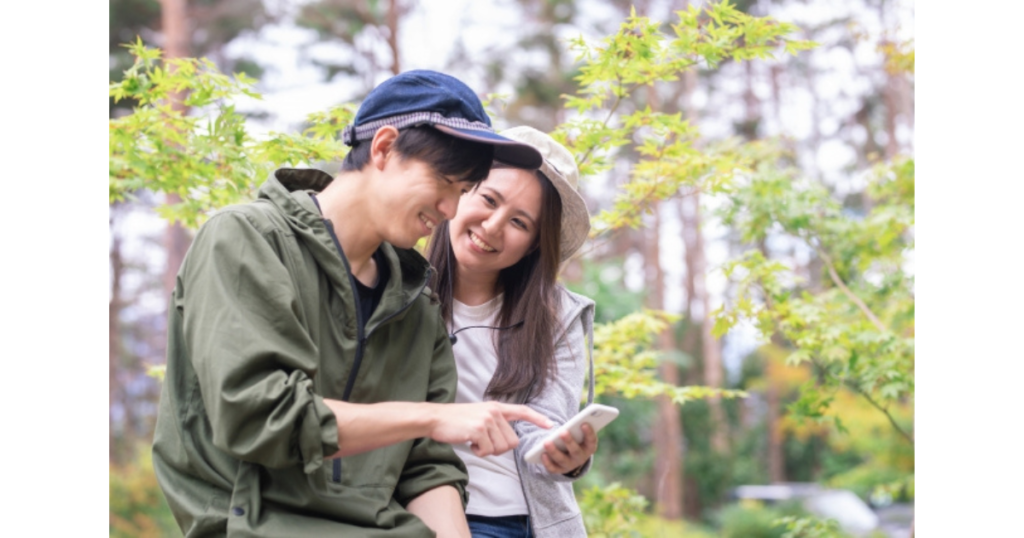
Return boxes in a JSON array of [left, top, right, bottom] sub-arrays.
[[342, 70, 543, 169]]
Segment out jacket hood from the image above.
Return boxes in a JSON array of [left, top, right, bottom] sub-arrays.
[[555, 286, 595, 332]]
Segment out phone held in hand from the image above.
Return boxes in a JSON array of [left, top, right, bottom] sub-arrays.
[[523, 404, 619, 465]]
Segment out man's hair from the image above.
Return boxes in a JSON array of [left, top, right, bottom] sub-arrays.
[[341, 125, 495, 184]]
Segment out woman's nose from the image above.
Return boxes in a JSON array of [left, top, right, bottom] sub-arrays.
[[481, 213, 500, 236]]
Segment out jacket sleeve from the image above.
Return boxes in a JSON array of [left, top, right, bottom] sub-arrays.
[[515, 301, 595, 483], [393, 316, 470, 507], [179, 210, 339, 473]]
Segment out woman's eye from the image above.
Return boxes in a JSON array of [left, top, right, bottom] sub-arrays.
[[512, 218, 528, 231], [482, 194, 496, 206]]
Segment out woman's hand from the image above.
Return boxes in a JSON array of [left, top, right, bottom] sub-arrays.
[[540, 423, 598, 475]]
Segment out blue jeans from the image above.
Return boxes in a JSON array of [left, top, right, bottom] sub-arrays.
[[466, 514, 534, 538]]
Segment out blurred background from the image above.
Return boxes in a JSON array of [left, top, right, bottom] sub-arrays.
[[108, 0, 914, 536]]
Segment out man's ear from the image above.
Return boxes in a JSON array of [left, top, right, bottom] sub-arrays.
[[369, 126, 400, 171]]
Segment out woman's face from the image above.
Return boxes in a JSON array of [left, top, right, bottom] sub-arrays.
[[448, 167, 543, 279]]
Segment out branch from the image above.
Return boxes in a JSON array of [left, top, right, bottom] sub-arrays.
[[761, 287, 913, 447], [843, 379, 914, 446], [574, 77, 637, 170], [817, 249, 888, 334]]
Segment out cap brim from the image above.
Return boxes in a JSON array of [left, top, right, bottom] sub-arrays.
[[434, 125, 543, 169]]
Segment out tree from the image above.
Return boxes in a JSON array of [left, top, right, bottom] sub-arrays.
[[295, 0, 411, 90], [108, 0, 273, 465]]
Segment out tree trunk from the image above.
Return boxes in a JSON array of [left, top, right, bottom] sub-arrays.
[[680, 194, 728, 454], [755, 237, 787, 483], [109, 215, 123, 464], [647, 204, 684, 520], [387, 0, 401, 75], [159, 0, 193, 300], [765, 357, 786, 483], [881, 47, 901, 160]]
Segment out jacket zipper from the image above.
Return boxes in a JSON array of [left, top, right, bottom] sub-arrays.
[[323, 219, 366, 483], [323, 217, 432, 483], [332, 268, 430, 482]]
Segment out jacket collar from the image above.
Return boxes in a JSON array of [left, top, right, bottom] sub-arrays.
[[259, 168, 434, 327]]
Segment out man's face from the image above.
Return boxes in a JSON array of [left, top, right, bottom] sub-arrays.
[[373, 156, 468, 249]]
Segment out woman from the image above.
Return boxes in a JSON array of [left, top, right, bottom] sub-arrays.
[[427, 126, 599, 538]]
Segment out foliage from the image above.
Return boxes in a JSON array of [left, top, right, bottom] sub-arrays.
[[713, 143, 915, 449], [774, 515, 845, 538], [593, 310, 747, 404], [552, 2, 815, 237], [109, 447, 177, 538], [109, 0, 271, 116], [109, 39, 354, 228], [294, 0, 398, 83], [817, 390, 913, 501], [631, 517, 719, 538], [578, 482, 650, 537], [714, 502, 801, 538], [879, 38, 915, 75]]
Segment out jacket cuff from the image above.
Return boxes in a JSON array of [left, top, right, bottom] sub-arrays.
[[395, 465, 469, 508], [299, 394, 339, 474], [562, 456, 593, 480]]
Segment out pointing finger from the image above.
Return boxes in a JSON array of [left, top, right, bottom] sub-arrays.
[[496, 404, 552, 429]]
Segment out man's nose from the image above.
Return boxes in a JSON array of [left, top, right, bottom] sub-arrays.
[[438, 190, 460, 221]]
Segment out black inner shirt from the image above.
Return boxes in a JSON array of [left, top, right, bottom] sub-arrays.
[[311, 194, 391, 331], [352, 248, 389, 326]]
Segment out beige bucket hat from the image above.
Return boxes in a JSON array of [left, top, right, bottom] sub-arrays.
[[499, 126, 591, 262]]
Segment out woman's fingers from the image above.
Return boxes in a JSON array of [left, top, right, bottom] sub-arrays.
[[579, 423, 599, 454], [540, 423, 599, 474]]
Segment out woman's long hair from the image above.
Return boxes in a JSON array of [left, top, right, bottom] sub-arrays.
[[426, 170, 564, 403]]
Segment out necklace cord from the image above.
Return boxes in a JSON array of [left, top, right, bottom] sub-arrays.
[[446, 230, 524, 345]]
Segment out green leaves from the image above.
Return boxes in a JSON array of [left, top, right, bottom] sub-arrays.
[[578, 482, 650, 538], [554, 2, 815, 242], [109, 43, 353, 227], [714, 144, 915, 444], [773, 515, 844, 538], [593, 310, 747, 404]]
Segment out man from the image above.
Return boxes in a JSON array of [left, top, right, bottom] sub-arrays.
[[153, 70, 551, 537]]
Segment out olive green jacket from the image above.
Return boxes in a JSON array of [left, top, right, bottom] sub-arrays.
[[152, 168, 468, 537]]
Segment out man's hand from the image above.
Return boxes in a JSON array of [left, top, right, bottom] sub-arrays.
[[540, 422, 598, 475], [427, 402, 552, 457]]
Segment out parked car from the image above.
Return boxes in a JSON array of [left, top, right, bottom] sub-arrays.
[[730, 483, 911, 538]]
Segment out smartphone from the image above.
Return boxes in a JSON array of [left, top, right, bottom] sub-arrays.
[[522, 404, 619, 465]]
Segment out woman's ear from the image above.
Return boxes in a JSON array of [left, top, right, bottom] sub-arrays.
[[369, 126, 400, 171]]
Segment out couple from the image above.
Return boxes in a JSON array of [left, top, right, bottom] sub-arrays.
[[153, 70, 601, 537]]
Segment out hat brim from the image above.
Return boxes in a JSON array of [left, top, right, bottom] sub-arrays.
[[434, 125, 543, 169], [539, 165, 591, 262]]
